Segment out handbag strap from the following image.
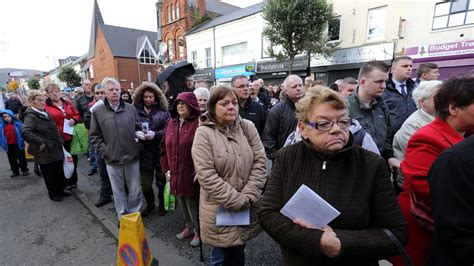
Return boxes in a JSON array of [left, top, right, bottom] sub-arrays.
[[383, 228, 413, 266]]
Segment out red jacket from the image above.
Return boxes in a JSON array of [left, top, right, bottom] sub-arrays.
[[44, 98, 81, 142], [392, 118, 464, 266], [160, 92, 201, 197]]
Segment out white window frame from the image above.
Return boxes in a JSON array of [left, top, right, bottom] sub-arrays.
[[221, 42, 248, 66], [328, 16, 341, 42], [205, 47, 212, 68], [432, 0, 474, 30], [366, 6, 387, 43], [191, 51, 197, 67]]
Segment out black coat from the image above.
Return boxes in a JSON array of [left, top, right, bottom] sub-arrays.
[[382, 76, 417, 134], [21, 107, 64, 165], [259, 137, 407, 265], [427, 136, 474, 266], [136, 104, 170, 171], [262, 99, 297, 159], [239, 99, 268, 137]]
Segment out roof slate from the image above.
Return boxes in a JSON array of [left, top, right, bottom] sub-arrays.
[[187, 2, 264, 35], [100, 24, 159, 58]]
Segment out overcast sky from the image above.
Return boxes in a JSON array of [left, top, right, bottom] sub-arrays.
[[0, 0, 261, 71]]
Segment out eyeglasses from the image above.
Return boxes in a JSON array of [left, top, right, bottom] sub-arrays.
[[305, 118, 352, 131]]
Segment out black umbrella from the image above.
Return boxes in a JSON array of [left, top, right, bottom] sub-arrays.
[[155, 61, 195, 98]]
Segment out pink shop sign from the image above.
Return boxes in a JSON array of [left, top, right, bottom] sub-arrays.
[[404, 39, 474, 59]]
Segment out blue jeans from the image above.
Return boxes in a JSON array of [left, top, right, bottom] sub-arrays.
[[210, 245, 245, 266], [89, 145, 97, 170]]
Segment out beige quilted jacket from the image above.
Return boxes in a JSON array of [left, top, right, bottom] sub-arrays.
[[191, 114, 267, 247]]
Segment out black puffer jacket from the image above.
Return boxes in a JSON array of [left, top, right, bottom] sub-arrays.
[[383, 75, 417, 134], [133, 83, 170, 171], [21, 107, 64, 165], [262, 99, 297, 159]]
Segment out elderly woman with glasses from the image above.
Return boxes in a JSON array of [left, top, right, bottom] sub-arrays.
[[259, 87, 407, 265]]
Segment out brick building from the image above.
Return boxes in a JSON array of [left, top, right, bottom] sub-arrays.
[[156, 0, 240, 63], [84, 0, 160, 90]]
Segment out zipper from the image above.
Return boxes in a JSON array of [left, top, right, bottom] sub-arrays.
[[322, 161, 326, 170]]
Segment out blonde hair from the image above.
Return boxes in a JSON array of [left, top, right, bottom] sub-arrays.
[[295, 86, 349, 122], [27, 90, 44, 104], [45, 83, 60, 93]]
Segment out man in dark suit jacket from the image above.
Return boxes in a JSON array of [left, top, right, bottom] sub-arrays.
[[427, 136, 474, 266]]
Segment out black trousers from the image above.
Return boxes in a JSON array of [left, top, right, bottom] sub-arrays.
[[7, 144, 28, 174], [40, 160, 65, 198], [62, 140, 78, 186]]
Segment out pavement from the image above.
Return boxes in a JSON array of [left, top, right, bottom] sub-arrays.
[[1, 152, 392, 265], [0, 154, 116, 265]]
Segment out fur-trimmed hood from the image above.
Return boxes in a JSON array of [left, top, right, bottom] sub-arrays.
[[132, 82, 168, 110]]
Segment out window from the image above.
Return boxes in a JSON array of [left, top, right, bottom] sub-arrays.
[[139, 42, 156, 65], [222, 42, 248, 66], [432, 0, 474, 30], [188, 0, 196, 8], [178, 36, 185, 59], [191, 51, 197, 67], [176, 3, 180, 19], [328, 16, 341, 42], [167, 6, 171, 23], [168, 39, 175, 61], [205, 47, 212, 68], [366, 6, 387, 42], [171, 4, 175, 21]]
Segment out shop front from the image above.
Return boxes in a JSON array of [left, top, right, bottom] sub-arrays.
[[194, 68, 215, 88], [404, 39, 474, 79], [214, 63, 255, 84], [310, 43, 395, 85], [255, 55, 308, 85]]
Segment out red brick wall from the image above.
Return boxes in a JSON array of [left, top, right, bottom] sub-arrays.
[[92, 27, 117, 85]]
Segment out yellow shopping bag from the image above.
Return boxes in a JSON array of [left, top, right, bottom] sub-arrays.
[[117, 212, 159, 266]]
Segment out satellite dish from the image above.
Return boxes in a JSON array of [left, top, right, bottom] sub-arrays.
[[159, 42, 168, 52]]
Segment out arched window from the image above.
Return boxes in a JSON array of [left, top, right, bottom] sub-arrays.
[[171, 3, 175, 21], [167, 6, 171, 23], [176, 2, 180, 19], [168, 39, 175, 61]]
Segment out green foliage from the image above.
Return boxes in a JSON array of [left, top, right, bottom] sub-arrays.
[[27, 78, 40, 90], [262, 0, 338, 73], [190, 8, 211, 28], [58, 66, 82, 87]]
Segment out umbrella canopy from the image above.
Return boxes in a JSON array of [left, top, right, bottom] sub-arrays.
[[155, 61, 195, 98]]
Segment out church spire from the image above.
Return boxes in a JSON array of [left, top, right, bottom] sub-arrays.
[[87, 0, 105, 59]]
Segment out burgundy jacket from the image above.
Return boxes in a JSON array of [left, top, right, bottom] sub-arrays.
[[160, 92, 200, 197]]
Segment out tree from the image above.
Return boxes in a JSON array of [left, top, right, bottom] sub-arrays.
[[7, 79, 19, 92], [58, 66, 82, 87], [27, 78, 40, 90], [262, 0, 338, 73]]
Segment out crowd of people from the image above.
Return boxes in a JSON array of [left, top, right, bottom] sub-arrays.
[[1, 56, 473, 265]]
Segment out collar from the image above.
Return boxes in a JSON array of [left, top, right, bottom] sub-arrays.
[[301, 133, 355, 161]]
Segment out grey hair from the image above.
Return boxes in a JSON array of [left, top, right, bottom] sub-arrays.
[[340, 77, 358, 85], [412, 80, 442, 109], [283, 75, 302, 90], [101, 77, 120, 90], [193, 87, 210, 99]]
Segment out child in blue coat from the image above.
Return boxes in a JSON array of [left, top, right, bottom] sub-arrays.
[[1, 109, 29, 177]]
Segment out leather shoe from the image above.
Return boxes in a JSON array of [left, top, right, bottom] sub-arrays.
[[10, 173, 20, 177], [50, 196, 63, 202], [87, 169, 98, 176], [95, 198, 112, 208]]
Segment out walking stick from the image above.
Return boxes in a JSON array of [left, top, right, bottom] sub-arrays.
[[196, 189, 204, 262]]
